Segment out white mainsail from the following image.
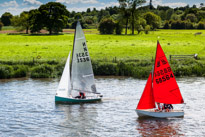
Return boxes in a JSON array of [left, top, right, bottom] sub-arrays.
[[71, 21, 97, 93], [56, 51, 71, 97]]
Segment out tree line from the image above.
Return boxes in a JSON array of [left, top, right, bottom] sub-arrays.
[[0, 1, 204, 34]]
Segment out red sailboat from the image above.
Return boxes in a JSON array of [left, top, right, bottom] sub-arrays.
[[136, 41, 184, 118]]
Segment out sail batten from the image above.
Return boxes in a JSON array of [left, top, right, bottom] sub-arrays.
[[153, 42, 184, 104], [71, 21, 96, 93]]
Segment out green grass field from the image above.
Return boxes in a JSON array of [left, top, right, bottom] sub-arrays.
[[0, 29, 205, 79], [0, 29, 205, 62]]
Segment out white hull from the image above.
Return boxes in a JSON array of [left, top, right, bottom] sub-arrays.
[[136, 109, 184, 118]]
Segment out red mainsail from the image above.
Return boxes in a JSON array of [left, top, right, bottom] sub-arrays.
[[137, 73, 156, 109], [153, 42, 184, 104]]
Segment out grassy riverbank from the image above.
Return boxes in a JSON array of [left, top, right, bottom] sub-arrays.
[[0, 29, 205, 79]]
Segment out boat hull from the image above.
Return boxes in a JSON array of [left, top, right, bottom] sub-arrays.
[[136, 109, 184, 118], [55, 95, 102, 104]]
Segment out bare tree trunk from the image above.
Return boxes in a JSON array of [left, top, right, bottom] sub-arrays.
[[125, 17, 128, 35], [26, 27, 29, 34], [49, 28, 52, 35], [131, 12, 134, 35]]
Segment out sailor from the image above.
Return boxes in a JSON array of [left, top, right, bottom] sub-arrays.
[[164, 104, 173, 112], [79, 92, 86, 99], [156, 102, 164, 112]]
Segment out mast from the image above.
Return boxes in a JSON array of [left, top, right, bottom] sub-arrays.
[[70, 21, 78, 92]]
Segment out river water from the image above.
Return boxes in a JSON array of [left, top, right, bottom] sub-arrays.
[[0, 77, 205, 136]]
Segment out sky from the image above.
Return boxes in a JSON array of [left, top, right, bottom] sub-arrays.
[[0, 0, 204, 16]]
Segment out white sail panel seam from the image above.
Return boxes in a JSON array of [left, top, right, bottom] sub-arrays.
[[83, 74, 93, 77], [76, 37, 85, 40]]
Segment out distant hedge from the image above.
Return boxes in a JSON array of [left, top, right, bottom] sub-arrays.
[[1, 59, 205, 79]]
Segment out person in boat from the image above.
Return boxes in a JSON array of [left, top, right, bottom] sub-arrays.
[[79, 92, 86, 99], [75, 92, 86, 99], [164, 104, 173, 112], [156, 103, 164, 112]]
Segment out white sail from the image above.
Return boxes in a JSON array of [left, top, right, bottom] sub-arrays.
[[56, 51, 71, 97], [71, 21, 97, 93]]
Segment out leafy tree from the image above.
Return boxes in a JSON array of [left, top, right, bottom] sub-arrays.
[[144, 25, 150, 34], [70, 11, 76, 18], [74, 13, 83, 20], [175, 10, 183, 15], [196, 11, 205, 22], [143, 12, 161, 30], [135, 17, 146, 34], [157, 5, 171, 11], [28, 9, 43, 33], [0, 21, 3, 30], [87, 8, 91, 13], [98, 18, 115, 34], [185, 20, 194, 29], [98, 9, 110, 22], [163, 20, 170, 29], [38, 2, 69, 34], [11, 11, 30, 34], [186, 13, 197, 22], [197, 21, 205, 29], [118, 0, 131, 34], [158, 10, 167, 20], [105, 6, 119, 15], [171, 13, 181, 20], [1, 12, 13, 26], [118, 0, 146, 35], [115, 21, 123, 34], [84, 16, 94, 24], [166, 9, 174, 20]]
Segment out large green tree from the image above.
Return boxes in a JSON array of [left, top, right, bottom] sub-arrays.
[[98, 18, 115, 34], [0, 21, 3, 30], [28, 9, 43, 33], [118, 0, 146, 35], [118, 0, 131, 34], [144, 12, 161, 30], [11, 11, 30, 34], [38, 2, 69, 34], [1, 12, 13, 26]]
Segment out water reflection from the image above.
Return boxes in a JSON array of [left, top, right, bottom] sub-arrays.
[[55, 104, 98, 136], [136, 118, 184, 136]]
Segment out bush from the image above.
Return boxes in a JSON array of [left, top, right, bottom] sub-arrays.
[[174, 66, 192, 77], [54, 63, 64, 76], [185, 21, 194, 29], [171, 20, 186, 29], [13, 65, 28, 78], [115, 22, 123, 35], [93, 62, 118, 75], [0, 22, 3, 30], [0, 65, 13, 79], [163, 21, 170, 29], [197, 21, 205, 29], [98, 18, 115, 34], [31, 64, 54, 78], [143, 12, 161, 30], [144, 25, 150, 34]]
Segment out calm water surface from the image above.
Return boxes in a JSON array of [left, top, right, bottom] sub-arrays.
[[0, 77, 205, 136]]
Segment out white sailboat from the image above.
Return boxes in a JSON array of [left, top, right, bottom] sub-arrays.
[[55, 21, 102, 103]]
